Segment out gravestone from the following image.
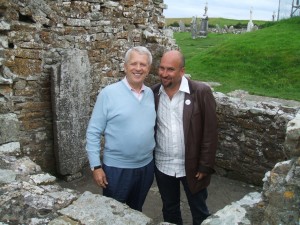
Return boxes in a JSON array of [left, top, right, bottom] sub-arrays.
[[163, 28, 174, 38], [51, 49, 91, 178], [191, 16, 198, 39], [247, 21, 254, 32], [247, 7, 254, 32], [224, 25, 229, 33], [272, 11, 276, 21], [199, 16, 208, 38], [0, 113, 19, 144], [179, 20, 185, 32], [199, 2, 208, 38], [216, 24, 222, 33]]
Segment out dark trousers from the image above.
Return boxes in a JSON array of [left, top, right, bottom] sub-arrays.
[[102, 160, 154, 212], [155, 166, 210, 225]]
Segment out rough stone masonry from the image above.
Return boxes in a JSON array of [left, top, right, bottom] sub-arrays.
[[0, 0, 300, 188], [0, 0, 175, 178], [0, 0, 300, 224], [0, 109, 299, 224]]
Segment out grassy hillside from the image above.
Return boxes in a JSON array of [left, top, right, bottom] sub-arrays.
[[166, 17, 268, 28], [174, 17, 300, 101]]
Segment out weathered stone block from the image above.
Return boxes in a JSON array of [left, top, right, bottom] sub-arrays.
[[13, 79, 27, 90], [202, 192, 262, 225], [51, 48, 91, 176], [0, 142, 20, 155], [4, 58, 42, 77], [18, 101, 50, 112], [0, 85, 13, 96], [14, 89, 35, 96], [58, 191, 153, 225], [92, 40, 110, 49], [0, 113, 19, 144], [40, 30, 54, 44], [20, 111, 46, 121], [121, 0, 135, 7], [10, 49, 42, 59], [66, 18, 91, 27], [285, 113, 300, 157], [21, 119, 46, 131], [8, 29, 35, 41], [64, 27, 87, 36]]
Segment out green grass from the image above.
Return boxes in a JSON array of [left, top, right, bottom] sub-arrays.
[[166, 17, 267, 28], [173, 17, 300, 101]]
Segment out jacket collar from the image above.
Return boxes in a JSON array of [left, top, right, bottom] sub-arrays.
[[183, 79, 194, 143]]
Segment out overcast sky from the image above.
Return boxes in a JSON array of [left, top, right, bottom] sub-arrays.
[[163, 0, 292, 21]]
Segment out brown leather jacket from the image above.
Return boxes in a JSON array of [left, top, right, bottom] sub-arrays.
[[152, 79, 218, 194]]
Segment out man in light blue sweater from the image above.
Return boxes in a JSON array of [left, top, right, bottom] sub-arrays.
[[86, 46, 156, 211]]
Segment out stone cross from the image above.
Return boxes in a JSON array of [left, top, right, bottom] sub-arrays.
[[272, 11, 276, 21], [247, 7, 254, 32], [199, 2, 209, 38]]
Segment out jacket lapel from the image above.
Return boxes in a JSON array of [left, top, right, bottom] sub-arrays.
[[183, 80, 194, 145]]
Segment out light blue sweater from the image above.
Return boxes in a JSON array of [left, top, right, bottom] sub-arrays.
[[86, 80, 156, 169]]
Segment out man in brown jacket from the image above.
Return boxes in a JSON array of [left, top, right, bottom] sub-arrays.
[[152, 50, 218, 225]]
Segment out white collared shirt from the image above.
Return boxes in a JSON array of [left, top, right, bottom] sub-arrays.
[[123, 77, 145, 101], [155, 76, 190, 177]]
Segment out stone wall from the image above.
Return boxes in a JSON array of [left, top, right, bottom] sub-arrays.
[[0, 0, 299, 186], [202, 114, 300, 225], [202, 158, 300, 225], [0, 149, 153, 225], [1, 108, 299, 225], [215, 92, 300, 185], [0, 0, 174, 176]]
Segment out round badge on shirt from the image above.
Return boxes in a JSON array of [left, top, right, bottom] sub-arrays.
[[185, 99, 191, 105]]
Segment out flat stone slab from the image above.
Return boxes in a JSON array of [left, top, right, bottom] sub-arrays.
[[58, 191, 153, 225]]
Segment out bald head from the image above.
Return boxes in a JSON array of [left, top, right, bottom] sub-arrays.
[[158, 50, 185, 95], [161, 50, 185, 68]]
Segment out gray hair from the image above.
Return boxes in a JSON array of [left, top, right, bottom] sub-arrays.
[[124, 46, 153, 65]]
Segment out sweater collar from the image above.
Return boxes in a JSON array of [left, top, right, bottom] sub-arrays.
[[123, 77, 145, 93]]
